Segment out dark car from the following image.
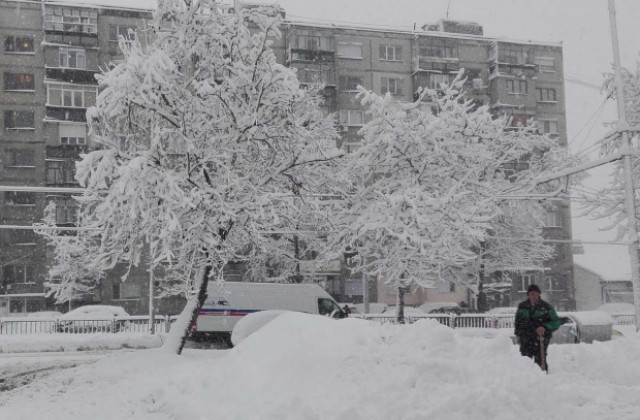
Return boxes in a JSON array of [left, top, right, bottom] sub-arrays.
[[57, 305, 130, 333]]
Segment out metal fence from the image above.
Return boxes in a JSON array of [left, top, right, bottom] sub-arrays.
[[357, 313, 515, 328], [610, 313, 635, 325], [357, 313, 627, 329], [0, 315, 177, 335], [1, 312, 633, 335]]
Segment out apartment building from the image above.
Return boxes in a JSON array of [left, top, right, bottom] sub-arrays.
[[0, 0, 157, 316], [278, 20, 574, 310], [0, 1, 575, 316]]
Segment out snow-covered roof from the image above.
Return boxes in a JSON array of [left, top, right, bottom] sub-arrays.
[[284, 17, 562, 48], [42, 0, 155, 13], [574, 244, 631, 282]]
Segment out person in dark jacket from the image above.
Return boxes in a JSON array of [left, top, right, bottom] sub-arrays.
[[514, 284, 560, 371]]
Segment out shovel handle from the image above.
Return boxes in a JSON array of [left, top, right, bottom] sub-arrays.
[[538, 334, 547, 371]]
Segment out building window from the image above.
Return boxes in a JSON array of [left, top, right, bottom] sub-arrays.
[[52, 198, 78, 224], [4, 36, 34, 53], [506, 79, 528, 94], [61, 136, 86, 145], [11, 229, 37, 245], [379, 44, 402, 61], [59, 123, 87, 145], [4, 110, 35, 130], [437, 280, 455, 293], [4, 73, 35, 91], [45, 33, 97, 48], [289, 30, 334, 52], [59, 48, 86, 69], [46, 160, 77, 185], [47, 84, 97, 108], [113, 281, 141, 300], [551, 244, 564, 261], [9, 298, 41, 314], [499, 46, 530, 65], [337, 42, 363, 59], [44, 6, 98, 34], [518, 273, 536, 292], [536, 88, 556, 102], [295, 67, 333, 86], [381, 77, 403, 95], [339, 75, 363, 92], [545, 211, 563, 228], [539, 120, 558, 135], [545, 275, 565, 292], [338, 110, 364, 127], [5, 191, 36, 206], [6, 150, 35, 167], [535, 57, 555, 73], [419, 38, 457, 59], [429, 73, 454, 90], [3, 264, 35, 285], [108, 24, 137, 46]]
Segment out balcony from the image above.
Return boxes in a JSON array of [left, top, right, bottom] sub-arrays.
[[289, 49, 335, 63], [45, 107, 88, 123], [45, 67, 97, 84]]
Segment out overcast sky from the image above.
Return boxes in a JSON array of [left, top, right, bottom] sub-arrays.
[[74, 0, 640, 279]]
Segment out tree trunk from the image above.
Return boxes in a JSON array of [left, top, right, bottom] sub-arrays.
[[477, 240, 487, 313], [163, 264, 212, 355], [477, 268, 487, 313], [396, 285, 405, 324]]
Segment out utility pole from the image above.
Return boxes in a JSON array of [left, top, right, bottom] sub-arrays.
[[148, 235, 155, 334], [608, 0, 640, 330]]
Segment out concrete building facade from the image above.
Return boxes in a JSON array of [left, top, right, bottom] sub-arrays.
[[0, 1, 576, 316]]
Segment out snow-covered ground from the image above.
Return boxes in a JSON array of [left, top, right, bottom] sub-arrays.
[[1, 313, 639, 420], [0, 332, 163, 354]]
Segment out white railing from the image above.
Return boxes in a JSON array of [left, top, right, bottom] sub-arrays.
[[0, 315, 177, 335], [610, 313, 635, 325], [355, 313, 519, 329], [356, 312, 631, 329]]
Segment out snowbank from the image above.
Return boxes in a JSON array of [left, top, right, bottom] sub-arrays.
[[2, 313, 640, 420]]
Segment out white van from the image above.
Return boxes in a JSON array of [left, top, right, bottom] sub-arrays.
[[192, 282, 347, 343]]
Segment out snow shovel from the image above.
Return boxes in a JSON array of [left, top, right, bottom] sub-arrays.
[[538, 335, 547, 372]]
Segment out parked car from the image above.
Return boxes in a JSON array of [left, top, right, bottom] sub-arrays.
[[549, 314, 579, 344], [27, 311, 63, 319], [57, 305, 130, 333], [353, 303, 388, 315], [418, 302, 463, 315], [597, 303, 635, 325], [385, 306, 427, 318], [557, 311, 613, 343]]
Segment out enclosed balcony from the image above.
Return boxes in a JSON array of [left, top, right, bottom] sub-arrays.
[[287, 27, 336, 63]]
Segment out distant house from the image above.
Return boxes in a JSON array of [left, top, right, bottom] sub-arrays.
[[601, 279, 633, 305], [573, 264, 604, 310], [573, 263, 633, 309]]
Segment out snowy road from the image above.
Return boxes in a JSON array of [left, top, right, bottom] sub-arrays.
[[0, 350, 118, 392]]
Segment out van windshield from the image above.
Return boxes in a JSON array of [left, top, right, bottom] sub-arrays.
[[318, 298, 345, 318]]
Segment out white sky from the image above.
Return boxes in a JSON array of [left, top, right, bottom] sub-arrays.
[[68, 0, 640, 279]]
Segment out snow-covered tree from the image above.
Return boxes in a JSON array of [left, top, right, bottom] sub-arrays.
[[40, 0, 344, 354], [36, 203, 104, 304], [330, 74, 563, 321], [581, 64, 640, 240]]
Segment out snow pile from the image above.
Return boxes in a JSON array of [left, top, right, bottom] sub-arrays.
[[0, 333, 163, 354], [1, 312, 640, 419]]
